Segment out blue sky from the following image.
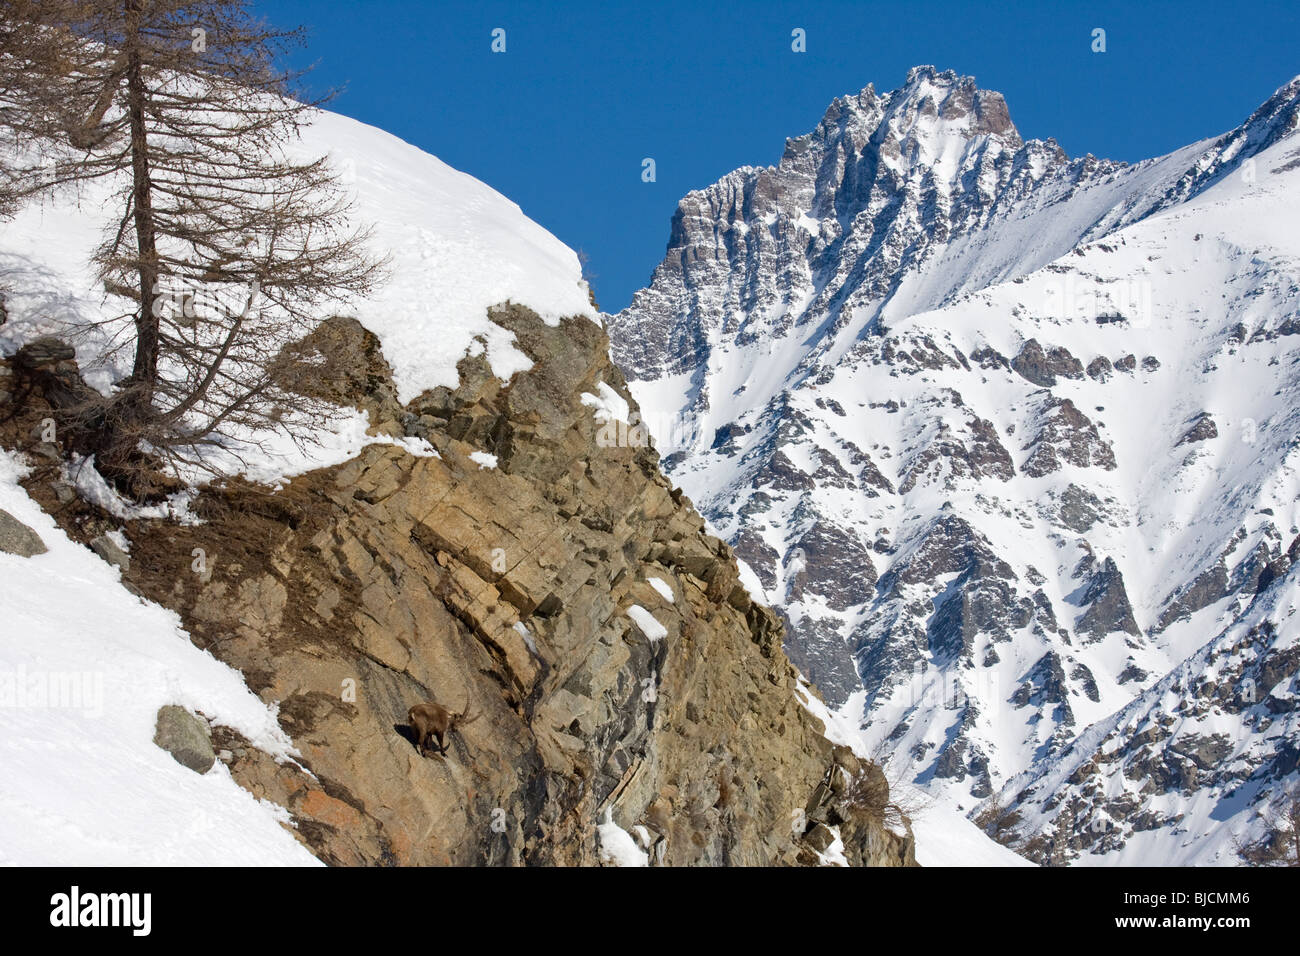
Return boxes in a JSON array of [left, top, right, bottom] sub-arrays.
[[259, 0, 1300, 313]]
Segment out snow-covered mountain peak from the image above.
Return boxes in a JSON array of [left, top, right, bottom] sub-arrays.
[[895, 65, 1019, 141], [787, 67, 1026, 186], [608, 68, 1300, 865]]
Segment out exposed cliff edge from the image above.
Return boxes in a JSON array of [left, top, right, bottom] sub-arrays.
[[1, 305, 916, 867]]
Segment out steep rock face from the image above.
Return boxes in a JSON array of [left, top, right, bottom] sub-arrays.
[[1072, 556, 1141, 642], [2, 308, 915, 867]]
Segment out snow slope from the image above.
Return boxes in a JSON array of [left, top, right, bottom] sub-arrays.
[[911, 799, 1034, 867], [0, 104, 596, 413], [796, 676, 1035, 866], [309, 109, 597, 401], [995, 560, 1300, 866], [0, 450, 320, 865]]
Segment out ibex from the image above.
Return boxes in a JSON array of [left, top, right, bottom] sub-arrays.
[[408, 696, 480, 757]]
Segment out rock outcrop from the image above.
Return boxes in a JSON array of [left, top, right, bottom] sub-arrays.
[[0, 309, 915, 867]]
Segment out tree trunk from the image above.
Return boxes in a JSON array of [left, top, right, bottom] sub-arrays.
[[123, 0, 158, 413], [94, 0, 160, 480]]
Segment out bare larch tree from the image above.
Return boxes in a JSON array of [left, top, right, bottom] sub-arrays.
[[0, 0, 384, 490]]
